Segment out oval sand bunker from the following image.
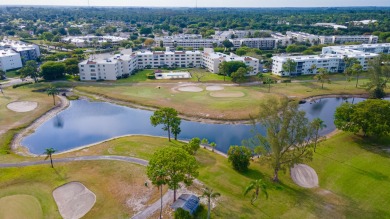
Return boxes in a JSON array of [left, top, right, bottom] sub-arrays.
[[206, 86, 224, 91], [177, 86, 203, 92], [7, 101, 38, 112], [290, 164, 319, 188], [53, 182, 96, 219], [210, 91, 245, 97]]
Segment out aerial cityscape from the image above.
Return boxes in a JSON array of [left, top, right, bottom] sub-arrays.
[[0, 3, 389, 219]]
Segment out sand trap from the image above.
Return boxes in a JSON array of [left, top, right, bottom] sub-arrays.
[[7, 101, 38, 112], [209, 91, 245, 98], [206, 86, 224, 91], [177, 86, 203, 92], [53, 182, 96, 219], [290, 164, 319, 188]]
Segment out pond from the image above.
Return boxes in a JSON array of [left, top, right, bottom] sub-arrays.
[[21, 97, 388, 154]]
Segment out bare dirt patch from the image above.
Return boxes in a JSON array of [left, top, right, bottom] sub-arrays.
[[7, 101, 38, 112], [290, 164, 319, 188], [206, 85, 224, 91], [209, 91, 245, 98], [52, 181, 96, 219]]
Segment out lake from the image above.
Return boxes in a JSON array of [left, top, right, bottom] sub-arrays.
[[21, 97, 387, 154]]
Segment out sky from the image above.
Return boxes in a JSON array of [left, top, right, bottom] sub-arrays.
[[0, 0, 390, 8]]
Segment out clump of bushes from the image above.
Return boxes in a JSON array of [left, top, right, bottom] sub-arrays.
[[12, 82, 33, 88], [147, 73, 156, 79]]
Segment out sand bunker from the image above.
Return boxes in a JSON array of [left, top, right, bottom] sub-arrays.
[[206, 86, 224, 91], [209, 91, 245, 98], [177, 86, 203, 92], [53, 182, 96, 219], [7, 101, 38, 112], [290, 164, 319, 188]]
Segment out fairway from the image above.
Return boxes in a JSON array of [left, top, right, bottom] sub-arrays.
[[0, 194, 43, 219]]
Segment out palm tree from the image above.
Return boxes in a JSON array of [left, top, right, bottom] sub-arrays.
[[46, 86, 60, 105], [311, 118, 327, 152], [314, 68, 331, 89], [244, 179, 268, 205], [210, 142, 216, 152], [264, 77, 273, 93], [44, 148, 56, 168], [351, 63, 363, 88], [202, 187, 221, 219]]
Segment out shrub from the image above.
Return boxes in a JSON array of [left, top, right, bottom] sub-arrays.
[[12, 82, 33, 88], [147, 73, 155, 79], [174, 208, 192, 219], [227, 145, 252, 172]]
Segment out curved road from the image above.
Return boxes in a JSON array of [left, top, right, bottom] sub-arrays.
[[0, 155, 175, 219]]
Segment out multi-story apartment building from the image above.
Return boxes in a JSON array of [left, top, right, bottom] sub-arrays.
[[155, 39, 219, 49], [202, 48, 259, 75], [272, 43, 390, 76], [0, 40, 40, 63], [62, 35, 128, 48], [319, 35, 378, 44], [0, 49, 23, 71], [286, 31, 319, 44], [79, 48, 259, 80], [229, 38, 278, 50]]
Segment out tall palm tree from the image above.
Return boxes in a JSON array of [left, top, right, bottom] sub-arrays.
[[311, 118, 327, 152], [314, 68, 331, 89], [202, 187, 221, 219], [46, 86, 60, 105], [209, 142, 217, 152], [44, 148, 56, 168], [244, 179, 268, 205]]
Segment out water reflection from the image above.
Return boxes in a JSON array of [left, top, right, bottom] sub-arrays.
[[22, 98, 389, 154]]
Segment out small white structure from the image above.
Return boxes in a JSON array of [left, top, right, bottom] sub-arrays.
[[62, 35, 127, 48], [154, 71, 191, 79]]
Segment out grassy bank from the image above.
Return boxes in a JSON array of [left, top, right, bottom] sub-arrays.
[[54, 134, 390, 218], [76, 84, 281, 120]]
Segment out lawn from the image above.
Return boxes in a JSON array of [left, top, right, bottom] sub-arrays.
[[75, 84, 282, 120], [0, 160, 155, 218], [4, 69, 20, 78], [54, 133, 390, 218], [0, 194, 43, 219], [0, 86, 57, 154]]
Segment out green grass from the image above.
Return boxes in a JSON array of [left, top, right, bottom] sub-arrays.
[[115, 69, 154, 83], [58, 134, 390, 218], [0, 194, 43, 219], [75, 84, 281, 120], [5, 69, 20, 78]]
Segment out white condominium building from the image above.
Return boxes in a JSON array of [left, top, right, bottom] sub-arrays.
[[0, 49, 23, 71], [79, 48, 259, 80], [286, 31, 319, 44], [202, 48, 259, 76], [155, 39, 219, 49], [62, 35, 128, 48], [0, 40, 40, 63], [272, 43, 390, 76], [319, 35, 378, 45], [229, 38, 277, 50]]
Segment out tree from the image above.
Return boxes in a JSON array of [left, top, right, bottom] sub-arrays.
[[192, 71, 206, 82], [0, 70, 5, 80], [218, 61, 247, 80], [171, 117, 181, 141], [46, 86, 59, 105], [254, 99, 315, 182], [282, 59, 297, 76], [44, 148, 56, 168], [181, 137, 201, 155], [244, 179, 268, 205], [311, 118, 327, 152], [202, 187, 221, 219], [144, 38, 155, 47], [19, 60, 39, 82], [334, 99, 390, 137], [263, 77, 274, 93], [351, 63, 363, 88], [174, 208, 192, 219], [147, 147, 199, 202], [41, 61, 66, 80], [150, 107, 181, 142], [365, 57, 389, 99], [68, 27, 82, 35], [314, 68, 331, 89], [231, 67, 247, 83], [222, 40, 234, 50], [147, 168, 167, 219], [210, 142, 216, 152], [227, 146, 252, 172]]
